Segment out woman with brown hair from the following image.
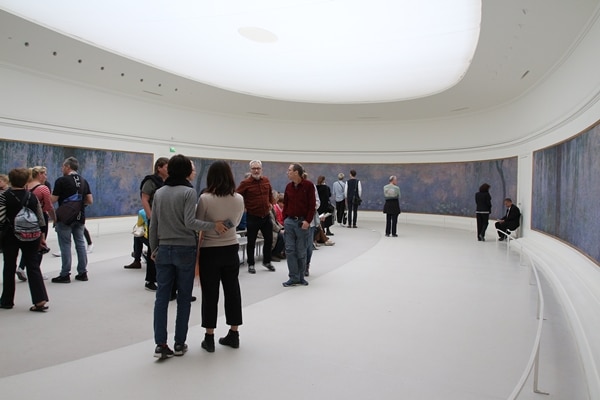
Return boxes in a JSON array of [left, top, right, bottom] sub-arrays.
[[16, 166, 55, 281], [0, 168, 49, 311], [475, 183, 492, 241], [196, 160, 245, 352]]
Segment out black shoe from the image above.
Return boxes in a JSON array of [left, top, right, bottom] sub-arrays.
[[0, 304, 14, 309], [352, 225, 357, 228], [219, 330, 240, 349], [124, 260, 142, 269], [248, 265, 256, 274], [145, 282, 157, 291], [51, 274, 71, 283], [173, 343, 188, 356], [154, 344, 174, 359], [16, 268, 27, 282], [169, 293, 196, 302], [282, 280, 298, 287], [262, 262, 275, 271], [498, 236, 505, 241], [75, 273, 88, 281], [299, 280, 309, 286], [392, 234, 398, 237], [326, 230, 334, 236], [201, 334, 215, 353]]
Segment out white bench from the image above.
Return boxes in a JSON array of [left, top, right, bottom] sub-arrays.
[[237, 233, 265, 265]]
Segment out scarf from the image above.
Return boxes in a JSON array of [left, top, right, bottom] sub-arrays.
[[164, 177, 193, 188]]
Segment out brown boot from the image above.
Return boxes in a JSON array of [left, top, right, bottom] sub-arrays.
[[124, 260, 142, 269]]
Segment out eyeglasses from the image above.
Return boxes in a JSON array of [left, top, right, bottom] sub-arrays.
[[251, 167, 262, 170]]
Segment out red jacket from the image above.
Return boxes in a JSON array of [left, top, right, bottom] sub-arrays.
[[236, 176, 273, 217]]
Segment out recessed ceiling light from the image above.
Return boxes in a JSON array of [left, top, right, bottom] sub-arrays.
[[0, 0, 481, 104]]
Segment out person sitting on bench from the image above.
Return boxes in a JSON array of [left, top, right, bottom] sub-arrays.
[[495, 198, 521, 240]]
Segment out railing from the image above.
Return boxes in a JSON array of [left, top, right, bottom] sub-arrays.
[[506, 247, 550, 399], [496, 228, 520, 250]]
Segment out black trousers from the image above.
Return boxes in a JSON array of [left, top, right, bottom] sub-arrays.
[[476, 213, 490, 238], [199, 244, 242, 329], [385, 213, 399, 236], [347, 199, 359, 227], [335, 200, 346, 224], [495, 221, 518, 238], [1, 235, 48, 307], [245, 213, 273, 265]]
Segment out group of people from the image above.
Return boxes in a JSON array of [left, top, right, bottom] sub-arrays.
[[1, 154, 521, 361], [475, 183, 521, 241], [0, 157, 94, 312], [151, 159, 366, 357], [149, 155, 236, 358]]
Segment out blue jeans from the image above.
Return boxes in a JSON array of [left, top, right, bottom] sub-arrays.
[[153, 245, 197, 345], [284, 217, 309, 282], [306, 226, 315, 265], [55, 222, 87, 277]]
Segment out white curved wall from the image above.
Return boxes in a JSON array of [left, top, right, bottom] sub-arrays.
[[1, 8, 600, 398]]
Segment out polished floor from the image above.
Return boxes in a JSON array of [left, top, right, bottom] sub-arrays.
[[0, 217, 588, 399]]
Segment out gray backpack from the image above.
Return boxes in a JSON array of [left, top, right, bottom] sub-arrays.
[[10, 191, 41, 241]]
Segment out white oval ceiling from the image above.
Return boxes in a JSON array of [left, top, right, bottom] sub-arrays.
[[0, 0, 481, 104]]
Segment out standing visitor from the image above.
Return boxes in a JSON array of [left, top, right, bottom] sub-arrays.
[[475, 183, 492, 241], [196, 161, 245, 352], [51, 157, 93, 283], [282, 163, 316, 287], [383, 175, 401, 237], [344, 169, 362, 228]]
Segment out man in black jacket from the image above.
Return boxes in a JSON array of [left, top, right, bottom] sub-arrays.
[[495, 198, 521, 240]]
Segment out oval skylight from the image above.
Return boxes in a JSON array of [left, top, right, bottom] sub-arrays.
[[0, 0, 481, 104]]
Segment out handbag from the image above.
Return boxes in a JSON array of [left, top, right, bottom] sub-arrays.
[[55, 199, 83, 225], [326, 202, 335, 214], [132, 224, 145, 237], [55, 176, 84, 225]]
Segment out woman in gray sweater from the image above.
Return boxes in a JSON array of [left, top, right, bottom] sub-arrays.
[[150, 154, 227, 359]]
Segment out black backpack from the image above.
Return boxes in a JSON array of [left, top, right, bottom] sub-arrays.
[[139, 174, 164, 198]]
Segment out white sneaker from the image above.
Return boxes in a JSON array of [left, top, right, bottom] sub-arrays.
[[16, 268, 27, 281], [87, 244, 94, 253], [52, 251, 61, 257]]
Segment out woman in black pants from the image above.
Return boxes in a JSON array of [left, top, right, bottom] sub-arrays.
[[475, 183, 492, 241], [0, 168, 49, 312], [196, 161, 245, 352]]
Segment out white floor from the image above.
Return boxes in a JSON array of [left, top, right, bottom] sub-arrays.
[[0, 219, 588, 400]]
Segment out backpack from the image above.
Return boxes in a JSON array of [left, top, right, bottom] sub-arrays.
[[139, 174, 164, 206], [10, 191, 42, 241]]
